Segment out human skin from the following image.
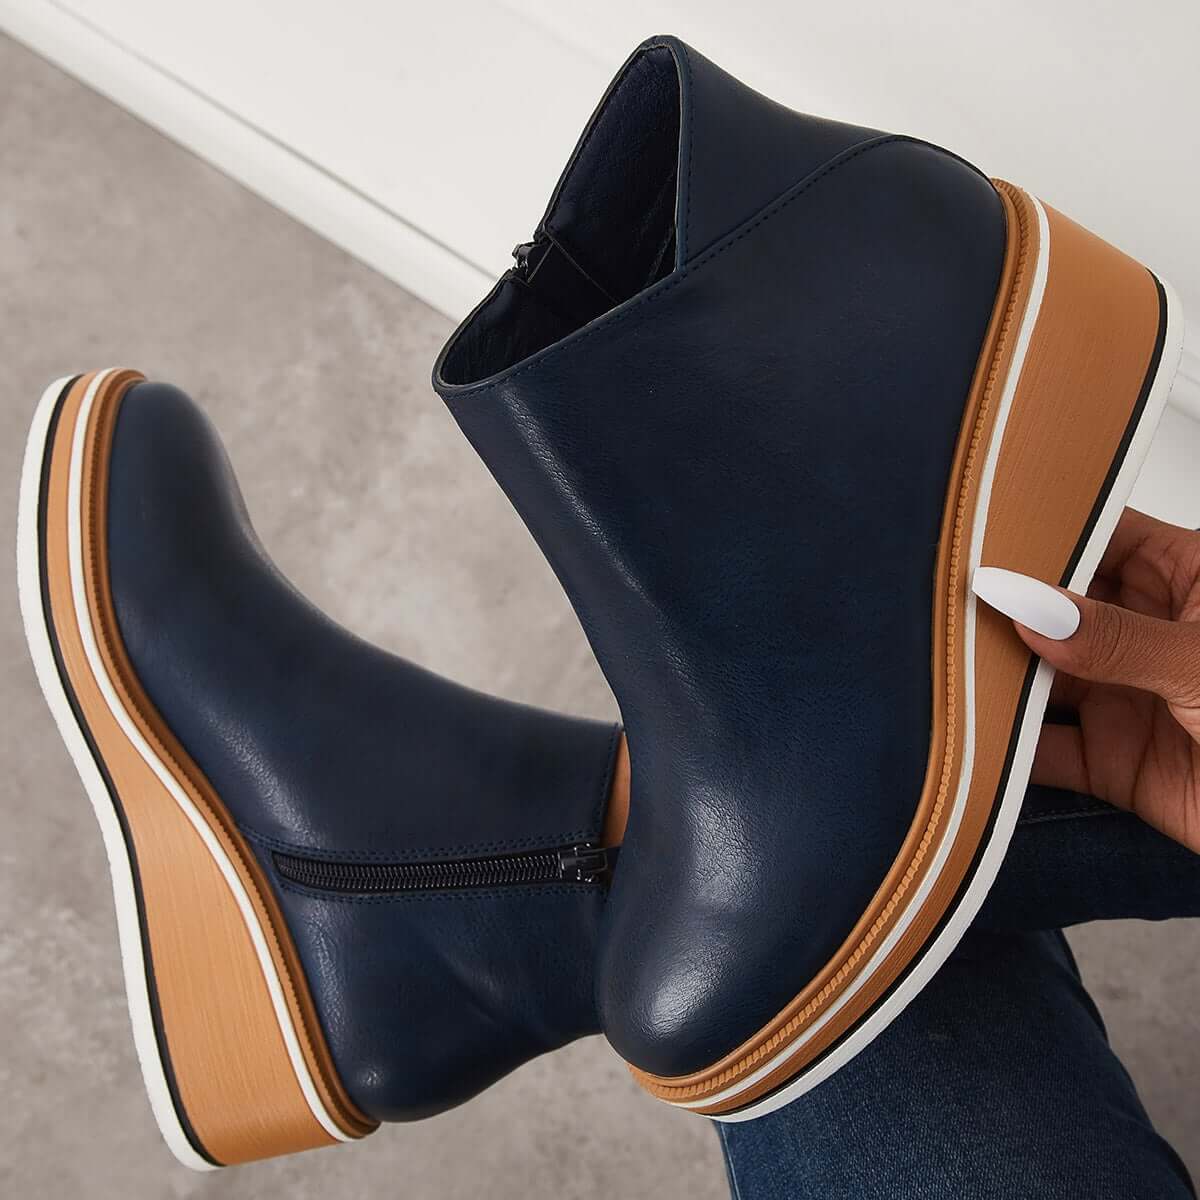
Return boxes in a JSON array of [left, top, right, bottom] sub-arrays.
[[986, 508, 1200, 854]]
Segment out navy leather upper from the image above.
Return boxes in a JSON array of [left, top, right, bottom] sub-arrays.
[[107, 382, 620, 1120], [435, 37, 1006, 1076]]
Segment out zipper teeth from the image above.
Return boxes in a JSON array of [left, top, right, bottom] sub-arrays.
[[274, 848, 573, 895]]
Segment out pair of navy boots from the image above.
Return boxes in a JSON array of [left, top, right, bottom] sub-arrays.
[[19, 37, 1185, 1165]]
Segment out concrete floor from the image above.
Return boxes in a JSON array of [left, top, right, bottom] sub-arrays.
[[1, 32, 1197, 1198]]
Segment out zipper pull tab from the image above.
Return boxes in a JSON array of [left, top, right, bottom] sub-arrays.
[[511, 236, 543, 279], [558, 844, 614, 884]]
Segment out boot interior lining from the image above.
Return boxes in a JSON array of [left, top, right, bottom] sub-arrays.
[[440, 46, 681, 385]]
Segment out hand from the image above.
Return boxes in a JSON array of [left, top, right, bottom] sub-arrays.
[[973, 508, 1200, 853]]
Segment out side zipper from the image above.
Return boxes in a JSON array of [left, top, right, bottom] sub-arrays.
[[273, 843, 615, 895]]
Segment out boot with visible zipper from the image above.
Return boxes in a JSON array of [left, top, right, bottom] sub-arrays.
[[17, 369, 629, 1168], [434, 35, 1187, 1121]]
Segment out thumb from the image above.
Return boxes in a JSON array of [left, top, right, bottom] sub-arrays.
[[972, 566, 1200, 705]]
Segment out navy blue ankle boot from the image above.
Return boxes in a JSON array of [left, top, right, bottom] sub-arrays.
[[18, 370, 625, 1166], [435, 35, 1185, 1119]]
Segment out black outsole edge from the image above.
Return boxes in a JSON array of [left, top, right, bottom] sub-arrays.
[[724, 273, 1171, 1117], [36, 377, 221, 1168]]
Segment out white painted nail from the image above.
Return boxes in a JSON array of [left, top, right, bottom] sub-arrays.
[[971, 567, 1081, 640]]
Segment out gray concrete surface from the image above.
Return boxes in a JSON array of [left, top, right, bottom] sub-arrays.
[[1, 32, 1197, 1197]]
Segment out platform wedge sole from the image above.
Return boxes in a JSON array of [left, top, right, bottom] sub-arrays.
[[16, 369, 376, 1166]]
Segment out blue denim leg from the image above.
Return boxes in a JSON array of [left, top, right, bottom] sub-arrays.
[[979, 786, 1200, 932], [716, 929, 1194, 1199]]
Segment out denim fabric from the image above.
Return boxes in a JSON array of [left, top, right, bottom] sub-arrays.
[[717, 788, 1200, 1198], [979, 787, 1200, 933]]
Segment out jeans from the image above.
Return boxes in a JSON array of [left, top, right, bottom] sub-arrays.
[[716, 786, 1200, 1199]]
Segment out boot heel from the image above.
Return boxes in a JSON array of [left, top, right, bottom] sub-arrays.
[[978, 182, 1183, 593], [966, 180, 1184, 779], [915, 179, 1186, 1007], [18, 370, 375, 1166]]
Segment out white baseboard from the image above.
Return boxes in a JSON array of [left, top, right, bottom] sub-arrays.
[[0, 0, 493, 321]]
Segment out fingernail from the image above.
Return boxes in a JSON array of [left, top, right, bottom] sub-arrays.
[[971, 567, 1081, 640]]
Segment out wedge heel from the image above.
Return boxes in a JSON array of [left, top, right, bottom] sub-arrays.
[[17, 370, 375, 1166]]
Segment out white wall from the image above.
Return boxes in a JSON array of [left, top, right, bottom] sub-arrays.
[[3, 0, 1198, 516]]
